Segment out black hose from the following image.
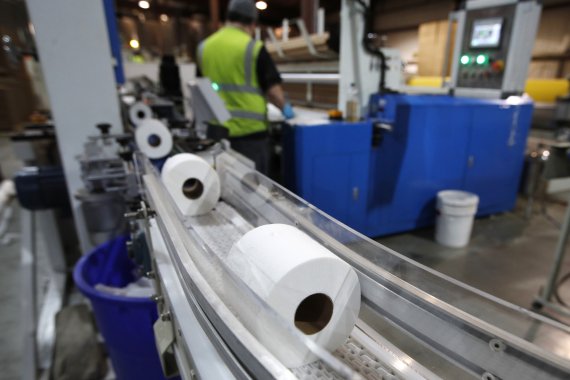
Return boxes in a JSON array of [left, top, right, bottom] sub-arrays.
[[352, 0, 388, 93]]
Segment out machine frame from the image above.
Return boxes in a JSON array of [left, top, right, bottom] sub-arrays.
[[448, 0, 541, 98], [135, 149, 570, 380]]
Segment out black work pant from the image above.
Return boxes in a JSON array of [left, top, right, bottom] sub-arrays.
[[229, 132, 269, 175]]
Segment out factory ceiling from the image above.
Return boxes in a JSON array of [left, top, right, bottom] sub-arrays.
[[115, 0, 341, 26]]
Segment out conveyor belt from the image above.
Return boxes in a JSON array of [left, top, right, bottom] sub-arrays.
[[142, 151, 570, 380], [187, 201, 424, 380]]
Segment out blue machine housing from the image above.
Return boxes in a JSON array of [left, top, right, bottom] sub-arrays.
[[282, 93, 533, 237]]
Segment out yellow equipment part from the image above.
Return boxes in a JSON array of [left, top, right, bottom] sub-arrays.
[[407, 76, 569, 103]]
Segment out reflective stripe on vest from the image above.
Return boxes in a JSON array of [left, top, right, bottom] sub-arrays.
[[219, 40, 259, 96], [244, 40, 255, 86], [218, 83, 262, 95], [200, 40, 261, 95], [230, 110, 265, 121], [201, 27, 267, 137]]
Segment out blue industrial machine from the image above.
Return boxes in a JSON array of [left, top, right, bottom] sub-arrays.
[[283, 94, 533, 237], [282, 0, 540, 237]]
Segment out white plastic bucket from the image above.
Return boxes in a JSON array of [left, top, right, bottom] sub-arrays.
[[435, 190, 479, 248]]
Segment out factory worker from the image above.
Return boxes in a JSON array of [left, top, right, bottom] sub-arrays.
[[198, 0, 294, 174]]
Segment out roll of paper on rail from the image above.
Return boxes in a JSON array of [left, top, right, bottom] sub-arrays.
[[161, 153, 221, 216], [224, 224, 361, 367], [129, 101, 152, 126], [135, 119, 173, 159]]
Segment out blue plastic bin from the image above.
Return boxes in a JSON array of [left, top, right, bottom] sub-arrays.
[[73, 236, 168, 380]]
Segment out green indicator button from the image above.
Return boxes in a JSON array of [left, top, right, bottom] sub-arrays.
[[460, 55, 470, 65], [212, 82, 220, 91], [476, 54, 487, 65]]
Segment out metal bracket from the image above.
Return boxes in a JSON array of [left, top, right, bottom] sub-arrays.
[[266, 28, 285, 58], [154, 313, 180, 378], [295, 19, 330, 59], [124, 201, 155, 220]]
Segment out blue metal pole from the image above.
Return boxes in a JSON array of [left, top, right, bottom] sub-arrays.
[[102, 0, 125, 84]]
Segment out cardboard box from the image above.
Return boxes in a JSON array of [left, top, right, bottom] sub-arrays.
[[417, 20, 456, 77], [0, 64, 35, 132]]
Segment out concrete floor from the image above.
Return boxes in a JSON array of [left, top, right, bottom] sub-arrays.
[[376, 202, 570, 315], [1, 135, 570, 378], [0, 211, 24, 380], [0, 137, 24, 380]]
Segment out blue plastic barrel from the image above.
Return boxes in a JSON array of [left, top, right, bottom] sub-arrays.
[[73, 236, 168, 380]]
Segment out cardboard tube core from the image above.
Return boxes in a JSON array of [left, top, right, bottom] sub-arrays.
[[182, 178, 204, 200], [147, 134, 161, 147], [294, 293, 333, 335]]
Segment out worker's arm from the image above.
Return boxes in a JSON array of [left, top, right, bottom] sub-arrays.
[[256, 46, 294, 119], [266, 84, 295, 119], [266, 84, 286, 109]]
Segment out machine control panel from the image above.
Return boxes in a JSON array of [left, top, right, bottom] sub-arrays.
[[456, 4, 515, 90]]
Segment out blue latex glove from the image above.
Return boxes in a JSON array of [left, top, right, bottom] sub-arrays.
[[282, 102, 295, 120]]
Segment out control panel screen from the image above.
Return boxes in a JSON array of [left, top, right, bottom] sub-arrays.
[[470, 18, 503, 48]]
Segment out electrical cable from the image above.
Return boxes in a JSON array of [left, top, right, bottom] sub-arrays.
[[350, 0, 388, 93]]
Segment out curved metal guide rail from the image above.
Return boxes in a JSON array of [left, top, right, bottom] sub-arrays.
[[136, 150, 570, 380]]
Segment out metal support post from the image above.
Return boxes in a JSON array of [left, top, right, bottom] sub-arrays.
[[26, 0, 123, 253], [541, 201, 570, 304], [21, 209, 37, 380]]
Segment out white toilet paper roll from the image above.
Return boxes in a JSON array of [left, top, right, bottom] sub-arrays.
[[225, 224, 361, 367], [161, 153, 221, 216], [135, 119, 173, 159], [129, 102, 152, 126]]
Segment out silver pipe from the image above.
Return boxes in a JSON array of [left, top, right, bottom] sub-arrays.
[[280, 73, 339, 84]]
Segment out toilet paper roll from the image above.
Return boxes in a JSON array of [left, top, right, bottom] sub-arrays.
[[225, 224, 361, 367], [161, 153, 221, 216], [129, 102, 152, 126], [135, 119, 173, 159]]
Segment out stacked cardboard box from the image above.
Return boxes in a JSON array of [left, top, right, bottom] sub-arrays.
[[0, 63, 35, 132], [282, 83, 338, 109], [417, 20, 456, 77], [265, 33, 336, 63], [529, 6, 570, 79], [529, 35, 570, 79]]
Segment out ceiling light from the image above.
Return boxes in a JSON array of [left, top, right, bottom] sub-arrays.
[[138, 1, 150, 9], [256, 1, 267, 10], [160, 14, 169, 22], [129, 39, 140, 49]]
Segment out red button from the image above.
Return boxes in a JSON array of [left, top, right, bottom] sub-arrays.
[[491, 60, 505, 72]]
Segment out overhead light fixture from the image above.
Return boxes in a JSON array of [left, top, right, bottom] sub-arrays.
[[160, 14, 169, 22], [138, 1, 150, 9], [129, 39, 140, 49], [256, 1, 267, 10]]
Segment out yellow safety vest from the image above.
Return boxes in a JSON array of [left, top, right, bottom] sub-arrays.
[[199, 26, 267, 137]]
